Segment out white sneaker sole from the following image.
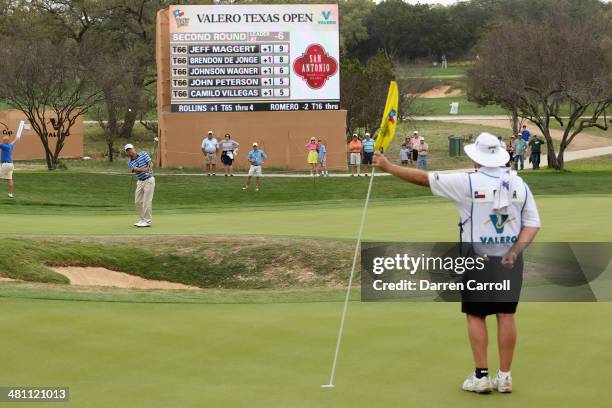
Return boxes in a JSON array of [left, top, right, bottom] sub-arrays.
[[463, 387, 492, 394]]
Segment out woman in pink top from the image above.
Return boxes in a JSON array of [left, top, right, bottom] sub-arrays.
[[305, 137, 319, 176]]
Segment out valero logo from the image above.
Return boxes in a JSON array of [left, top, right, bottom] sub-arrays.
[[319, 10, 336, 25], [293, 44, 338, 89]]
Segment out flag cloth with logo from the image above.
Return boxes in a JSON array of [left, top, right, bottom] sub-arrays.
[[374, 81, 399, 153]]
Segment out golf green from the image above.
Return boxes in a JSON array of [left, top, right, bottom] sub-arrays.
[[1, 194, 611, 241], [1, 298, 610, 408]]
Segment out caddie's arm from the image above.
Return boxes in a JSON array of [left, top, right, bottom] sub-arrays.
[[373, 151, 429, 187], [501, 226, 540, 268]]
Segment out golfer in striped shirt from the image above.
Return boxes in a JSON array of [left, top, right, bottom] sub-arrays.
[[126, 144, 155, 228]]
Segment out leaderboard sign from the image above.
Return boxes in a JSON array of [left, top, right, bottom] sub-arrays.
[[169, 4, 340, 113]]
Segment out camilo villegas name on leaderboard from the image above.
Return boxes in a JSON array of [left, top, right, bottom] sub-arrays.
[[372, 279, 511, 292]]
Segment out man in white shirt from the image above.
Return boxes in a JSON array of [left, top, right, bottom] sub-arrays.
[[201, 130, 219, 176], [374, 132, 541, 395], [411, 130, 422, 163]]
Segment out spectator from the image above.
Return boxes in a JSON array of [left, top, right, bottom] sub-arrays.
[[219, 133, 239, 176], [521, 125, 531, 142], [528, 135, 545, 170], [201, 130, 219, 176], [411, 131, 422, 163], [512, 135, 527, 171], [242, 142, 267, 192], [348, 133, 362, 176], [305, 137, 319, 176], [317, 139, 328, 177], [125, 144, 155, 228], [404, 135, 414, 165], [506, 136, 515, 168], [441, 54, 448, 69], [417, 138, 429, 170], [0, 134, 18, 198], [361, 132, 375, 176], [400, 143, 410, 166]]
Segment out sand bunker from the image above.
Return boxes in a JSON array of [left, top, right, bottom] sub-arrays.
[[414, 85, 463, 98], [51, 267, 199, 290], [0, 277, 17, 282]]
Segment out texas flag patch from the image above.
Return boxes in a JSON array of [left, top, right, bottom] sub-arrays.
[[473, 188, 494, 202]]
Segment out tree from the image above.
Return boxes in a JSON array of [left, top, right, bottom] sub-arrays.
[[341, 51, 396, 135], [467, 0, 611, 169], [0, 18, 101, 169]]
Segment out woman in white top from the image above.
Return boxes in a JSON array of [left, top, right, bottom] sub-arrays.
[[219, 133, 240, 176]]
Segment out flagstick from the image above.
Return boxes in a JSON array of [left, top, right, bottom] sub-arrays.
[[321, 165, 376, 389]]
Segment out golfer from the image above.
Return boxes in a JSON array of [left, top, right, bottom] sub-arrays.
[[374, 132, 541, 394], [125, 144, 155, 227], [0, 134, 17, 198], [242, 142, 267, 192], [201, 130, 219, 176]]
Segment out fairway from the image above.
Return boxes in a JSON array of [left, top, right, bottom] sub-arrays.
[[1, 298, 610, 408]]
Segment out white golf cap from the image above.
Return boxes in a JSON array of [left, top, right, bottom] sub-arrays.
[[208, 130, 213, 134], [365, 132, 370, 136], [124, 143, 134, 151], [464, 132, 510, 167], [413, 131, 419, 134], [252, 142, 258, 146]]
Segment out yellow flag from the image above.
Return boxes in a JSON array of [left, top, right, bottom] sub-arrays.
[[374, 81, 399, 153]]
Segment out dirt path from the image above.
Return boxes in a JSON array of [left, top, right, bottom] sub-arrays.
[[441, 118, 611, 150], [412, 85, 463, 99], [52, 267, 199, 290]]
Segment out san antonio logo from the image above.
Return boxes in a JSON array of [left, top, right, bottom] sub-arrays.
[[293, 44, 338, 89], [173, 9, 189, 28]]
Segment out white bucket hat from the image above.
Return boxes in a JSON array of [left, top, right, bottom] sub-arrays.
[[464, 132, 510, 167]]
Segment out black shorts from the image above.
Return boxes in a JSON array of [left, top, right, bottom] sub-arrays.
[[221, 151, 234, 165], [461, 254, 523, 316], [362, 152, 373, 165], [411, 150, 418, 161]]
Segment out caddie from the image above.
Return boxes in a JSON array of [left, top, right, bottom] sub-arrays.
[[373, 132, 541, 394]]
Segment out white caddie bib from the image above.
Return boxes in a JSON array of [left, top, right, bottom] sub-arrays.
[[468, 170, 527, 257]]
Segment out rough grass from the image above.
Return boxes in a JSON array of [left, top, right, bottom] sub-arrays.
[[0, 237, 352, 290]]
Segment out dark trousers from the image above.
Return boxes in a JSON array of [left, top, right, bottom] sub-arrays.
[[514, 154, 524, 170], [531, 152, 541, 169]]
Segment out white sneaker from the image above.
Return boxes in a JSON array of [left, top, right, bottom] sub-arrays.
[[492, 372, 512, 393], [134, 221, 150, 228], [462, 374, 493, 394], [8, 193, 13, 198]]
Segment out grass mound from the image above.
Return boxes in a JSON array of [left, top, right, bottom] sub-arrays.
[[0, 237, 352, 290]]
